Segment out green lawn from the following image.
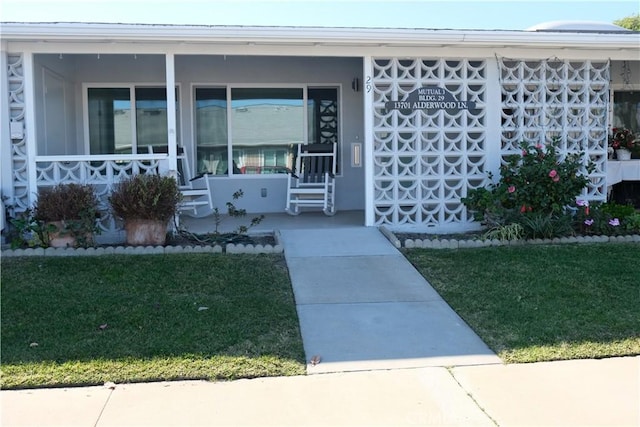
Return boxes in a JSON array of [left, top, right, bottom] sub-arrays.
[[404, 243, 640, 363], [1, 254, 306, 389]]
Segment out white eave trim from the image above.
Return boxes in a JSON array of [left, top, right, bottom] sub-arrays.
[[1, 22, 639, 51]]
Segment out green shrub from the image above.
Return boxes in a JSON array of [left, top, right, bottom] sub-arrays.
[[109, 174, 182, 222], [574, 201, 639, 236], [34, 183, 98, 223], [600, 202, 636, 220], [25, 183, 100, 247], [463, 140, 593, 237], [483, 223, 524, 241], [624, 213, 640, 233], [516, 212, 574, 239]]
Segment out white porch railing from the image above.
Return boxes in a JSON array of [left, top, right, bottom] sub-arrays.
[[34, 154, 171, 234]]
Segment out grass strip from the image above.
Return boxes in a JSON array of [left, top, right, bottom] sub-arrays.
[[404, 243, 640, 363], [1, 254, 305, 389]]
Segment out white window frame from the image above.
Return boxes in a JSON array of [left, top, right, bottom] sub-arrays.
[[191, 83, 343, 179], [610, 83, 640, 131], [82, 83, 182, 155]]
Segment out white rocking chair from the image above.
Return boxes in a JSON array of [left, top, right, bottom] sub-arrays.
[[148, 145, 213, 217], [285, 143, 337, 216]]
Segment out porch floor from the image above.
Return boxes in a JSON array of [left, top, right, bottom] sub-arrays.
[[178, 210, 365, 235]]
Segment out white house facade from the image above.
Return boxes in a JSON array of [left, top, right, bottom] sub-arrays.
[[1, 22, 639, 239]]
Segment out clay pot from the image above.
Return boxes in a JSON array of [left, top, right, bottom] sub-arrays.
[[124, 219, 168, 246], [47, 221, 77, 248]]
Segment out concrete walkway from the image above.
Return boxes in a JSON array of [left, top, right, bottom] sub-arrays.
[[280, 226, 500, 373]]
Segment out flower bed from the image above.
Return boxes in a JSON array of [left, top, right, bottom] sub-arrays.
[[384, 227, 640, 249]]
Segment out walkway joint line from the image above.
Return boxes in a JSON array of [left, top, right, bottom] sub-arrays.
[[446, 367, 500, 426], [94, 386, 115, 427]]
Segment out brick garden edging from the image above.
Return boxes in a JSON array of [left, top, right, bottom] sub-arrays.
[[1, 231, 284, 257], [379, 226, 640, 249]]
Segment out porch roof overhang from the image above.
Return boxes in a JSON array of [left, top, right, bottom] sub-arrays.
[[1, 22, 639, 60]]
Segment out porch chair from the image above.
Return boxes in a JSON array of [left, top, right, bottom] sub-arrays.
[[148, 145, 213, 217], [285, 142, 337, 216]]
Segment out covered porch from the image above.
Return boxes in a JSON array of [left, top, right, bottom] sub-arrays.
[[3, 47, 366, 242], [180, 209, 365, 235]]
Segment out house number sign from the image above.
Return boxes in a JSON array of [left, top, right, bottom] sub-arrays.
[[385, 85, 476, 113]]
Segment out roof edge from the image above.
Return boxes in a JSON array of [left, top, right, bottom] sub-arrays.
[[1, 21, 639, 49]]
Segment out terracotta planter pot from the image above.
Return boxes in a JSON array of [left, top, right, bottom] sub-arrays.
[[124, 219, 168, 246], [47, 220, 77, 248]]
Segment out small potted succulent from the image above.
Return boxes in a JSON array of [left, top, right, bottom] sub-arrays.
[[109, 173, 182, 246], [34, 183, 100, 248]]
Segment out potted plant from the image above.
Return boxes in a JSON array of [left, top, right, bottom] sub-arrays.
[[609, 128, 638, 160], [109, 173, 182, 246], [34, 183, 99, 248]]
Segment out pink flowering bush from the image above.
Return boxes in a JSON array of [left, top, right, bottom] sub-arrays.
[[463, 138, 640, 239], [463, 140, 597, 238], [498, 141, 593, 214], [464, 140, 592, 222]]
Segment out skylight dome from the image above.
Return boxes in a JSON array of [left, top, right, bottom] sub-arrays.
[[526, 21, 632, 32]]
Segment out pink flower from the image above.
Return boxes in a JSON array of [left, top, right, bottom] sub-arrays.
[[548, 170, 557, 178], [609, 218, 620, 226], [522, 150, 527, 156], [508, 185, 516, 193], [577, 199, 591, 215], [584, 219, 594, 226], [520, 205, 527, 213]]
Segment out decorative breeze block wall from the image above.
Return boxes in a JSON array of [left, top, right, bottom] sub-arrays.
[[371, 57, 610, 231], [371, 58, 488, 230], [499, 59, 609, 203], [7, 53, 30, 214]]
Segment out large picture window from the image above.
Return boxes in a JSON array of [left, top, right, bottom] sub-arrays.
[[195, 86, 339, 176], [195, 87, 228, 175], [231, 88, 304, 175], [87, 86, 178, 154], [613, 91, 640, 131]]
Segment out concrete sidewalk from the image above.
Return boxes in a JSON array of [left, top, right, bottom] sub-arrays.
[[280, 227, 500, 373], [2, 357, 638, 426]]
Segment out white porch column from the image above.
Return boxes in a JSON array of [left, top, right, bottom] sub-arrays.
[[23, 52, 38, 206], [363, 55, 375, 226], [165, 53, 178, 173]]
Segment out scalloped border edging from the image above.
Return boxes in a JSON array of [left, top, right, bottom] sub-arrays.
[[2, 232, 284, 257], [379, 226, 640, 250]]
